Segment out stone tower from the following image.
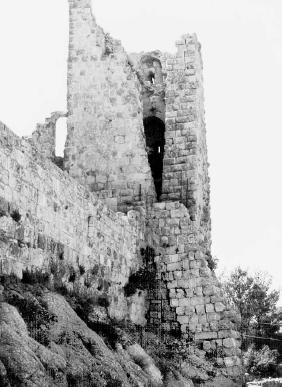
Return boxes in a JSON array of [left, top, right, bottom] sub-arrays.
[[65, 0, 242, 378]]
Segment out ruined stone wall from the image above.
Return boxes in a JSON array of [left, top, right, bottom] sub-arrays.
[[0, 120, 158, 324], [65, 0, 155, 212], [148, 202, 242, 377], [29, 111, 68, 161], [162, 34, 211, 231]]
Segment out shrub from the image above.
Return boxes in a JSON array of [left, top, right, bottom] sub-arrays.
[[206, 253, 218, 270], [79, 265, 85, 275], [22, 269, 50, 286], [244, 345, 278, 377], [97, 295, 110, 308], [0, 208, 7, 217], [11, 209, 21, 222], [123, 267, 156, 297], [5, 290, 57, 347], [68, 266, 76, 282]]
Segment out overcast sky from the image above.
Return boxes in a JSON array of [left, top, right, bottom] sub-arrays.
[[0, 0, 281, 302]]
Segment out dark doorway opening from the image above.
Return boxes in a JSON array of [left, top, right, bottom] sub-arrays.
[[143, 117, 165, 200]]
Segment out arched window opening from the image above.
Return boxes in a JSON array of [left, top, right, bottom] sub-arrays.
[[143, 117, 165, 200], [149, 73, 155, 84], [141, 56, 163, 85]]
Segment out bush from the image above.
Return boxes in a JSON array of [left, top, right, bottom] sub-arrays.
[[4, 289, 57, 347], [244, 345, 278, 377], [79, 265, 85, 275], [22, 269, 50, 286], [0, 208, 7, 217], [11, 209, 21, 222], [124, 267, 156, 297], [206, 253, 218, 270]]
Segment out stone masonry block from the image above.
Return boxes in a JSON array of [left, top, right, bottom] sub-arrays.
[[167, 262, 182, 271], [195, 332, 218, 340], [215, 302, 226, 312], [190, 296, 205, 306], [195, 305, 205, 315], [205, 303, 214, 313], [170, 298, 179, 307], [207, 312, 220, 322], [203, 341, 211, 351], [177, 315, 189, 324], [223, 338, 237, 348], [178, 298, 191, 307]]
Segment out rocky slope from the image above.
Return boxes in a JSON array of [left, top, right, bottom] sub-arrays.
[[0, 277, 240, 387]]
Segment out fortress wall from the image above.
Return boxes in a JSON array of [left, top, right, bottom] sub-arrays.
[[0, 121, 158, 324], [148, 201, 242, 376], [65, 0, 156, 212], [162, 34, 211, 234]]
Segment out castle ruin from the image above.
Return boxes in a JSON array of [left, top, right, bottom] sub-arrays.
[[0, 0, 242, 383]]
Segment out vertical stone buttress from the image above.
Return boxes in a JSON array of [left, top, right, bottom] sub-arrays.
[[65, 0, 155, 212], [147, 35, 242, 378]]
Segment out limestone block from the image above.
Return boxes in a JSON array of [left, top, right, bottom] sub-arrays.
[[195, 304, 205, 315], [167, 281, 177, 289], [215, 302, 226, 312], [170, 298, 179, 307], [218, 330, 233, 339], [195, 251, 204, 260], [181, 324, 188, 333], [177, 315, 189, 324], [203, 341, 211, 351], [189, 314, 198, 324], [173, 271, 182, 280], [195, 331, 217, 340], [194, 286, 203, 296], [185, 288, 193, 297], [205, 303, 214, 313], [223, 338, 237, 348], [207, 312, 220, 322], [218, 319, 233, 330], [188, 251, 195, 260], [176, 289, 185, 298], [183, 258, 189, 270], [209, 321, 219, 331], [199, 314, 207, 324], [190, 296, 205, 306], [203, 285, 217, 296], [176, 307, 184, 315], [224, 356, 241, 368], [167, 262, 182, 271], [178, 298, 191, 307]]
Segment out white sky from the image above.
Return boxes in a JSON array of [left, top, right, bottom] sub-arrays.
[[0, 0, 281, 302]]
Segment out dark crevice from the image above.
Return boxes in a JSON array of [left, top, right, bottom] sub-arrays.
[[143, 117, 165, 200]]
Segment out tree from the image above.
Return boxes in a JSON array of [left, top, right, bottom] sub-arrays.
[[221, 267, 280, 350]]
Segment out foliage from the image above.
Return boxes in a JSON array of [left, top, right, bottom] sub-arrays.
[[206, 253, 218, 270], [1, 276, 57, 347], [0, 208, 7, 217], [79, 265, 85, 275], [244, 345, 279, 377], [123, 267, 156, 297], [220, 267, 280, 350], [68, 266, 76, 282], [10, 209, 21, 222], [22, 269, 50, 286]]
